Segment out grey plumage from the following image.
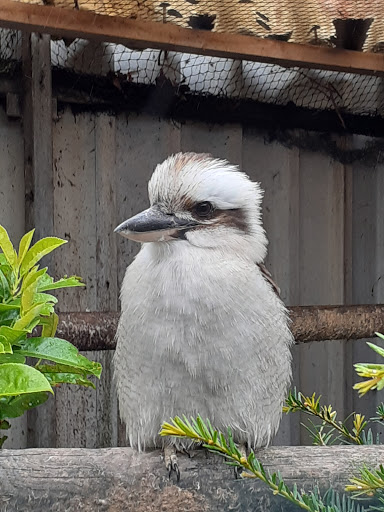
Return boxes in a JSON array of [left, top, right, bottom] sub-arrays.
[[114, 152, 293, 451]]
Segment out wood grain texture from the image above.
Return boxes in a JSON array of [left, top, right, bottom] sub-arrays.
[[242, 130, 300, 446], [350, 135, 384, 436], [51, 110, 98, 448], [22, 32, 53, 238], [94, 114, 119, 447], [298, 146, 346, 443], [5, 107, 383, 451], [0, 107, 24, 245], [21, 33, 55, 449], [0, 446, 380, 511]]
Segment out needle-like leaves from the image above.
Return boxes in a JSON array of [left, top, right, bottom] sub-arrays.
[[160, 415, 366, 512]]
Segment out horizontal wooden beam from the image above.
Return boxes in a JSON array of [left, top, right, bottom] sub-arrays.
[[1, 0, 384, 76], [0, 446, 380, 510], [56, 305, 384, 351]]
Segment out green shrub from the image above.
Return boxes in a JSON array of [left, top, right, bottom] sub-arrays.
[[0, 225, 101, 447]]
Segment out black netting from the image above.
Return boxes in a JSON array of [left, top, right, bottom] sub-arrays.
[[0, 1, 383, 133], [49, 39, 384, 119], [0, 29, 21, 73]]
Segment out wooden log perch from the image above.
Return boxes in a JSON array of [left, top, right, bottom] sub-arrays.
[[57, 305, 384, 351], [0, 446, 381, 511]]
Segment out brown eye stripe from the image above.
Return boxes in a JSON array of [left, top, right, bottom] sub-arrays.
[[188, 208, 248, 234], [179, 195, 249, 233], [216, 209, 249, 234]]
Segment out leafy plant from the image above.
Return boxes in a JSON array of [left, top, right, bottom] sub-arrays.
[[0, 225, 101, 447], [346, 465, 384, 497], [160, 416, 365, 512], [283, 390, 367, 446], [354, 334, 384, 396]]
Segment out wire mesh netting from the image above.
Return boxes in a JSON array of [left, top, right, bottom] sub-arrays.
[[1, 1, 384, 127], [50, 39, 384, 119]]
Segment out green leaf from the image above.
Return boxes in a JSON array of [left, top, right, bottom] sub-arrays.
[[0, 225, 17, 267], [17, 338, 102, 378], [0, 391, 49, 420], [0, 363, 52, 397], [44, 372, 95, 389], [18, 229, 35, 266], [0, 326, 27, 345], [0, 419, 10, 429], [38, 275, 85, 292], [36, 362, 87, 375], [21, 267, 47, 293], [34, 293, 57, 305], [20, 237, 67, 277], [0, 268, 10, 301], [0, 303, 20, 312], [0, 264, 15, 291], [13, 303, 46, 331], [367, 341, 384, 359], [0, 436, 7, 448], [0, 353, 26, 364], [21, 280, 39, 314], [0, 336, 12, 354], [0, 309, 19, 327], [41, 313, 59, 337]]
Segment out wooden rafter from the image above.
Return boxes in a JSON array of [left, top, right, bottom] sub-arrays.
[[1, 0, 384, 75]]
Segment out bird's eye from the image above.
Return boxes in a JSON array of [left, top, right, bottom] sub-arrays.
[[194, 201, 214, 218]]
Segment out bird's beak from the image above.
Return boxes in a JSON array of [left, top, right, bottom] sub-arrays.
[[114, 206, 198, 242]]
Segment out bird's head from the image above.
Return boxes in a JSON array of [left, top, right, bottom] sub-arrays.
[[115, 152, 267, 261]]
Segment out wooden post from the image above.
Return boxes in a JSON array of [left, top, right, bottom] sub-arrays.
[[21, 32, 55, 447], [22, 32, 53, 236]]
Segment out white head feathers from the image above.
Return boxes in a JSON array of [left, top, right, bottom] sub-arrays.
[[148, 152, 267, 261]]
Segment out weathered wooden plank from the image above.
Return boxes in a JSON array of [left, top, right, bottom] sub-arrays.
[[1, 0, 384, 76], [0, 107, 24, 243], [21, 32, 55, 449], [95, 350, 119, 447], [341, 138, 354, 417], [242, 130, 300, 446], [53, 109, 97, 311], [22, 32, 53, 237], [95, 114, 117, 312], [0, 446, 381, 511], [181, 121, 242, 165], [52, 109, 98, 448], [350, 136, 384, 429], [94, 114, 119, 447], [298, 146, 346, 443]]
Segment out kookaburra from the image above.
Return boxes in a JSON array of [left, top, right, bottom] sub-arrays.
[[114, 152, 293, 478]]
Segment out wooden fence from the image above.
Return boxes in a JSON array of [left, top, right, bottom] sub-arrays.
[[1, 101, 384, 448]]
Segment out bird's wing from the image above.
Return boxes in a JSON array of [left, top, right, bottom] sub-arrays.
[[257, 262, 281, 296]]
